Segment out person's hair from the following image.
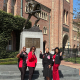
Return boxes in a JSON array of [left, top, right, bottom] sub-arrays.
[[46, 47, 49, 50], [23, 46, 26, 49], [54, 47, 60, 55], [30, 46, 36, 52]]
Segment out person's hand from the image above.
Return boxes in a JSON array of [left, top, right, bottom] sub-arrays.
[[17, 54, 20, 58], [32, 50, 34, 55], [19, 49, 23, 54], [32, 51, 33, 55], [49, 65, 51, 68], [40, 51, 42, 54], [60, 52, 62, 56]]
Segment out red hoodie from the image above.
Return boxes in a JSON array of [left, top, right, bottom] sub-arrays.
[[27, 51, 37, 67]]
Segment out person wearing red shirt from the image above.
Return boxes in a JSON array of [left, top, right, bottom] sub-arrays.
[[17, 47, 28, 80], [27, 46, 37, 80], [52, 47, 63, 80]]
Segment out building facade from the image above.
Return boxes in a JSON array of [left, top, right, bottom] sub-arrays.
[[0, 0, 73, 51], [72, 19, 80, 48]]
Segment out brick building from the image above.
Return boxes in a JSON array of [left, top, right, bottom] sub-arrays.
[[0, 0, 73, 52], [72, 19, 80, 48]]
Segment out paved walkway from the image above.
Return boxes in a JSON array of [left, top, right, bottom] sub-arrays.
[[61, 60, 80, 69], [0, 64, 80, 80], [61, 60, 80, 75]]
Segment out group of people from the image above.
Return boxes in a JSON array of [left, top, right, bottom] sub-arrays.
[[17, 46, 63, 80]]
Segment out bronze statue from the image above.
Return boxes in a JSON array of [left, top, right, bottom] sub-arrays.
[[24, 0, 41, 28]]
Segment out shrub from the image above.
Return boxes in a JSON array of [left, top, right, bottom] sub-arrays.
[[0, 10, 31, 58]]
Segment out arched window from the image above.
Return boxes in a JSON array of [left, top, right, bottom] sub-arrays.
[[43, 27, 47, 34], [63, 10, 65, 23], [66, 11, 68, 25], [3, 0, 8, 12], [37, 24, 40, 28], [63, 10, 68, 24]]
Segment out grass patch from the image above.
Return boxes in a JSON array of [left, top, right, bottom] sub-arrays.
[[0, 58, 18, 65], [64, 57, 80, 64]]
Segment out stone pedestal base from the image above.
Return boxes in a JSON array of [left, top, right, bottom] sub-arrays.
[[20, 28, 43, 68]]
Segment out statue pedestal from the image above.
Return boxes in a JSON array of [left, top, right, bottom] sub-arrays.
[[20, 27, 43, 68]]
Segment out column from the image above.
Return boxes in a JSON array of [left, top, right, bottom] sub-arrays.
[[7, 0, 12, 13]]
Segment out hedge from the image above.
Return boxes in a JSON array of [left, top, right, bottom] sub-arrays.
[[0, 10, 31, 59]]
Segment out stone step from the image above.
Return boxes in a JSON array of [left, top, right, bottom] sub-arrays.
[[0, 69, 79, 79], [61, 76, 80, 80], [0, 65, 80, 80], [0, 77, 80, 80]]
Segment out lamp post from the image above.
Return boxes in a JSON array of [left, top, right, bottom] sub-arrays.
[[66, 42, 70, 61], [68, 42, 70, 54], [77, 44, 79, 57]]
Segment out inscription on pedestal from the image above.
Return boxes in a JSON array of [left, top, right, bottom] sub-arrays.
[[25, 38, 40, 48]]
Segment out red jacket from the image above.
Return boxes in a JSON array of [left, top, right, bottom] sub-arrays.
[[27, 51, 37, 67]]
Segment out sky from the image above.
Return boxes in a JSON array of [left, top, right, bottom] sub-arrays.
[[73, 0, 80, 18]]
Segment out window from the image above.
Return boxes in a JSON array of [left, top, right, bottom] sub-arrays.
[[73, 26, 78, 32], [39, 13, 40, 17], [44, 13, 45, 19], [43, 27, 47, 34], [37, 24, 40, 28], [63, 10, 68, 25], [77, 37, 79, 41], [63, 10, 65, 23], [78, 28, 79, 32], [46, 13, 47, 20], [3, 0, 8, 12], [65, 11, 66, 24], [36, 13, 39, 17], [66, 0, 69, 3], [11, 0, 16, 15], [40, 12, 41, 18], [74, 36, 76, 40], [39, 11, 48, 20], [66, 11, 68, 25], [6, 39, 12, 51], [42, 12, 43, 19]]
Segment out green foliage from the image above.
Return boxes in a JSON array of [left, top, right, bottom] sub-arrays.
[[0, 10, 31, 58], [64, 57, 80, 64], [0, 51, 19, 59], [0, 58, 18, 62], [0, 58, 18, 65]]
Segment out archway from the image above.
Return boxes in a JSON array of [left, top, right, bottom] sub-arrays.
[[63, 34, 69, 49]]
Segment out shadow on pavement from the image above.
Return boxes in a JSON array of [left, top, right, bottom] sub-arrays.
[[59, 70, 64, 78], [25, 70, 39, 80]]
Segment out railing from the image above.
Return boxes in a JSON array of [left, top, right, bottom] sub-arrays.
[[62, 48, 79, 63]]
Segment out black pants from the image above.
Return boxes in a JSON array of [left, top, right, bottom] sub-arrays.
[[28, 67, 35, 80], [19, 67, 27, 80]]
